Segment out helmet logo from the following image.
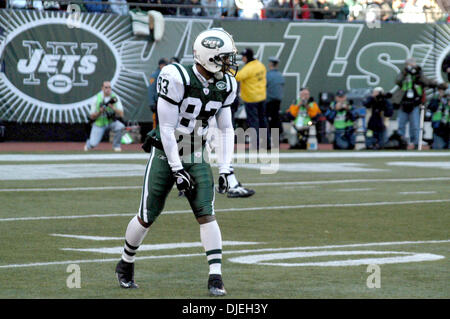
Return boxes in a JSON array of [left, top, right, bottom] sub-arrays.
[[201, 37, 224, 49]]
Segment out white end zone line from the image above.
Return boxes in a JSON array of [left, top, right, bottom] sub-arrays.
[[1, 177, 450, 192], [0, 239, 448, 269], [1, 199, 450, 222]]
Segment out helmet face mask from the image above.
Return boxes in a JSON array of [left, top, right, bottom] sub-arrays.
[[193, 28, 238, 78], [213, 52, 238, 77]]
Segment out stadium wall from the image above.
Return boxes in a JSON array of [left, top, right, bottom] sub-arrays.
[[0, 9, 448, 141]]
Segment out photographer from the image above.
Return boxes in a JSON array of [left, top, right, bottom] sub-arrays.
[[428, 83, 449, 149], [394, 57, 437, 149], [364, 87, 393, 150], [284, 88, 321, 149], [84, 81, 125, 152], [325, 90, 358, 150]]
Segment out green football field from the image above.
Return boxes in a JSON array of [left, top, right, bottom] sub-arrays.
[[0, 150, 449, 299]]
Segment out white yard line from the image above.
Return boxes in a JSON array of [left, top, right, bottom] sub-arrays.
[[337, 188, 374, 192], [1, 177, 449, 192], [0, 239, 448, 269], [1, 151, 450, 162], [398, 191, 437, 195], [1, 199, 449, 222]]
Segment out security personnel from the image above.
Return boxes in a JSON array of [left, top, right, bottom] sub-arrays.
[[235, 48, 268, 149], [325, 89, 357, 150], [266, 56, 285, 141]]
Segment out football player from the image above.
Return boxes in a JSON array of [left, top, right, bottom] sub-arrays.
[[115, 28, 252, 296]]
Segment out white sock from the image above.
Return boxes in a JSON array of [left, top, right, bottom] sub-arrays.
[[228, 173, 239, 188], [121, 215, 149, 263], [200, 220, 223, 275]]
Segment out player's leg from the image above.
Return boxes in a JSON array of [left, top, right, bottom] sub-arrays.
[[185, 162, 226, 296], [116, 147, 174, 288]]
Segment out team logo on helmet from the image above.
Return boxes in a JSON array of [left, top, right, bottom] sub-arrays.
[[201, 37, 224, 49]]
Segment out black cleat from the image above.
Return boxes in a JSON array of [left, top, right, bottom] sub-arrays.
[[115, 259, 138, 289], [227, 183, 255, 198], [208, 274, 227, 296]]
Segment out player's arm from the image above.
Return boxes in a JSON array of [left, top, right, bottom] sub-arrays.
[[156, 65, 184, 172], [215, 106, 234, 174], [157, 65, 195, 196], [216, 75, 237, 174], [215, 75, 242, 193], [158, 98, 183, 171]]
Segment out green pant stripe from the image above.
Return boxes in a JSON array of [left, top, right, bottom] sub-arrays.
[[208, 258, 222, 265], [206, 249, 222, 256]]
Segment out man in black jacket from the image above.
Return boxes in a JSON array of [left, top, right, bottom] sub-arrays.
[[364, 87, 393, 150]]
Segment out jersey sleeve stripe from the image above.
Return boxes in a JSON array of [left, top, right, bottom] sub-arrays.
[[172, 63, 188, 87], [158, 93, 181, 106]]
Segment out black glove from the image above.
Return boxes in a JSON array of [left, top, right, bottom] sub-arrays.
[[173, 169, 195, 197], [216, 172, 234, 194]]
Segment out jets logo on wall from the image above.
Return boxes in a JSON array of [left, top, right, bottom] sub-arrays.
[[0, 10, 139, 123]]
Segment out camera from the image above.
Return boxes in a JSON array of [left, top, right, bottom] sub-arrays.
[[100, 97, 118, 120], [405, 65, 419, 75], [375, 92, 392, 102]]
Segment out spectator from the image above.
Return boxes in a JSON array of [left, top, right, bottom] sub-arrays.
[[237, 0, 264, 19], [335, 0, 350, 20], [363, 87, 394, 150], [201, 0, 220, 17], [220, 0, 238, 17], [148, 58, 169, 129], [84, 81, 125, 152], [325, 89, 358, 150], [235, 48, 269, 149], [9, 0, 43, 10], [293, 0, 311, 19], [84, 0, 109, 13], [266, 0, 292, 19], [181, 0, 206, 16], [42, 1, 60, 10], [442, 53, 450, 82], [265, 56, 285, 143], [132, 0, 180, 15], [369, 0, 394, 21], [311, 0, 335, 19], [348, 0, 367, 21], [393, 57, 437, 148], [284, 88, 321, 149], [109, 0, 129, 15], [398, 0, 426, 23], [427, 83, 449, 149]]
